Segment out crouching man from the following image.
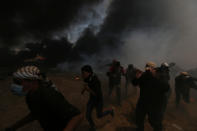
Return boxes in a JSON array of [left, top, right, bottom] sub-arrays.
[[6, 66, 83, 131]]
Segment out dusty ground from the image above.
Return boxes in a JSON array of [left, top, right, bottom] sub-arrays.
[[0, 73, 197, 131]]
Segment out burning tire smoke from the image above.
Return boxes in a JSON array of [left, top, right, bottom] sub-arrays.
[[0, 0, 197, 71]]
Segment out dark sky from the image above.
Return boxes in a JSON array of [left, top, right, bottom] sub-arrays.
[[0, 0, 100, 46], [0, 0, 169, 47]]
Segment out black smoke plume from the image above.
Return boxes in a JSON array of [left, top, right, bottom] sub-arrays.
[[0, 0, 100, 46], [3, 0, 192, 71], [97, 0, 168, 47]]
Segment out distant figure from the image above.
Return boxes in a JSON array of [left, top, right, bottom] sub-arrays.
[[107, 60, 125, 105], [7, 66, 83, 131], [125, 64, 137, 97], [175, 72, 197, 107], [132, 62, 169, 131], [81, 65, 114, 131], [156, 62, 171, 114]]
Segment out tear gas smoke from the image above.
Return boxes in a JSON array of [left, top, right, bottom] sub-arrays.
[[0, 0, 100, 47], [53, 0, 112, 43], [1, 0, 197, 72], [119, 0, 197, 70]]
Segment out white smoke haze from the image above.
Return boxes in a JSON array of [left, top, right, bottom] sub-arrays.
[[120, 28, 175, 70], [53, 0, 113, 43], [120, 0, 197, 70], [168, 0, 197, 69], [53, 0, 197, 72]]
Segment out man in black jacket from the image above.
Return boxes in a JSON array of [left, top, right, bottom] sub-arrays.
[[81, 65, 114, 131], [6, 66, 83, 131], [175, 72, 197, 107], [156, 62, 171, 115], [132, 62, 169, 131], [107, 61, 125, 105]]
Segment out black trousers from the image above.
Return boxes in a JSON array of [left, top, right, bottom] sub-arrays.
[[86, 99, 112, 129], [162, 87, 171, 115], [125, 78, 131, 97], [136, 100, 163, 131], [108, 81, 121, 105], [175, 88, 190, 106]]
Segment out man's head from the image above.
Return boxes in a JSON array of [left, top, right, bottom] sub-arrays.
[[11, 66, 41, 96], [145, 62, 156, 71], [160, 62, 170, 72], [180, 72, 189, 76], [115, 61, 121, 67], [145, 62, 156, 75], [161, 62, 169, 68], [81, 65, 93, 80], [112, 59, 117, 63], [128, 64, 134, 69]]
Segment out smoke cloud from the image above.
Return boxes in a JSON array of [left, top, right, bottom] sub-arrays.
[[0, 0, 100, 47], [53, 0, 112, 43], [1, 0, 197, 71], [71, 0, 171, 69], [120, 0, 197, 70]]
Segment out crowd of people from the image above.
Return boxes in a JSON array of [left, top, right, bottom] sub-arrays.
[[5, 60, 197, 131]]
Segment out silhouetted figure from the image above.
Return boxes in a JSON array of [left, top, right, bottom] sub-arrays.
[[107, 61, 124, 105], [125, 64, 137, 97], [81, 65, 114, 131], [133, 62, 169, 131], [156, 62, 171, 115], [6, 66, 83, 131], [175, 72, 197, 107]]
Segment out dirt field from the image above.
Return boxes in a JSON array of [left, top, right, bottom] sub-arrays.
[[0, 73, 197, 131]]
